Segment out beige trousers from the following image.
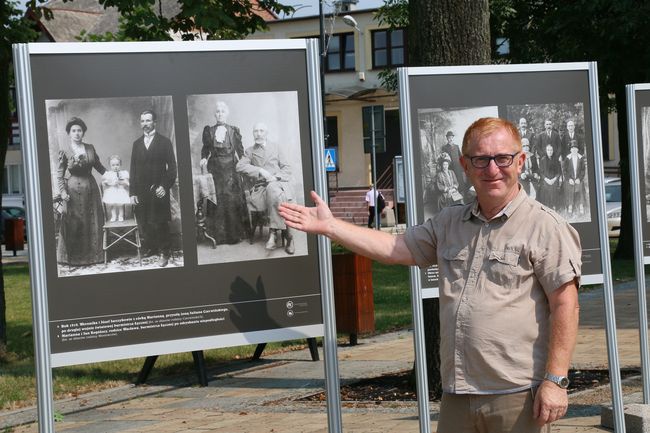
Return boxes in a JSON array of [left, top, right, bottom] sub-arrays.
[[437, 389, 552, 433]]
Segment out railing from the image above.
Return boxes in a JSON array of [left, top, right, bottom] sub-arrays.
[[376, 161, 394, 190]]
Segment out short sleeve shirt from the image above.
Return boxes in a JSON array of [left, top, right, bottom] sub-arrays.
[[404, 188, 581, 394]]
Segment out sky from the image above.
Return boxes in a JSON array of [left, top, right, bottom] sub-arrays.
[[278, 0, 385, 18]]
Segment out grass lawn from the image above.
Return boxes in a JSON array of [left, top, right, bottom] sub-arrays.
[[0, 241, 641, 411]]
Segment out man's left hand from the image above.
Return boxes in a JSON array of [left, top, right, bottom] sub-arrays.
[[155, 186, 166, 198], [533, 380, 568, 426]]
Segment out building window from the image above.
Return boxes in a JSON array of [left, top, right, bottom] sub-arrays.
[[10, 121, 20, 147], [3, 164, 23, 195], [372, 29, 406, 68], [326, 33, 355, 72], [326, 116, 339, 147]]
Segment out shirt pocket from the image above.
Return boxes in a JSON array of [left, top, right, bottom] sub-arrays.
[[441, 246, 469, 289], [486, 246, 523, 288]]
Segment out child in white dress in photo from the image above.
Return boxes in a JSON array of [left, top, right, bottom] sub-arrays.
[[102, 155, 130, 222]]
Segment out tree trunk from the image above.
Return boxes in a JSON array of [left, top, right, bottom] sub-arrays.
[[407, 0, 490, 398]]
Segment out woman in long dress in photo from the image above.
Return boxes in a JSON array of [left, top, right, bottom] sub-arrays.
[[56, 117, 106, 266], [537, 143, 562, 210], [199, 101, 250, 245], [435, 153, 463, 211]]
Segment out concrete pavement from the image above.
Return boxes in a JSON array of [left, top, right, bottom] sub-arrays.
[[1, 262, 649, 432]]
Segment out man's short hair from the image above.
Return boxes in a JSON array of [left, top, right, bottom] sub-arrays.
[[140, 110, 156, 121], [462, 117, 521, 155]]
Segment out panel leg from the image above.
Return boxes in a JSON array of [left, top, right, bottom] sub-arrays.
[[252, 343, 267, 360], [192, 350, 208, 387], [307, 337, 319, 361], [135, 355, 158, 385]]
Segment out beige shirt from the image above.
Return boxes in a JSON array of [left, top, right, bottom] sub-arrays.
[[404, 187, 581, 394]]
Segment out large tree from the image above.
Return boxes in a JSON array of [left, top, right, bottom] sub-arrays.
[[378, 0, 491, 397], [493, 0, 650, 259]]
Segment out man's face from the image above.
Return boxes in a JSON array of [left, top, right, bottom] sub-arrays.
[[545, 120, 552, 132], [567, 121, 575, 133], [446, 134, 454, 144], [140, 113, 155, 134], [460, 127, 524, 206], [519, 118, 527, 129], [215, 103, 228, 123], [253, 124, 268, 145]]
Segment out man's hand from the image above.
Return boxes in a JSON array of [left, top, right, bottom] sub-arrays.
[[533, 380, 568, 426], [155, 186, 166, 198], [60, 191, 69, 201], [199, 158, 208, 168], [278, 191, 333, 236]]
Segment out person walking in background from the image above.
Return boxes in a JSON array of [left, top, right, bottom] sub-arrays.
[[130, 110, 177, 267], [365, 185, 384, 229], [279, 117, 580, 433]]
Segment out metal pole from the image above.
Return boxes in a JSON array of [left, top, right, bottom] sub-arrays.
[[306, 39, 343, 433], [626, 84, 650, 403], [398, 67, 432, 433], [371, 109, 379, 229], [589, 62, 625, 432], [319, 0, 327, 147], [13, 43, 55, 433]]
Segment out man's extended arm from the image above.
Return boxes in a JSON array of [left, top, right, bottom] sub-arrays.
[[279, 191, 415, 266], [533, 279, 580, 426]]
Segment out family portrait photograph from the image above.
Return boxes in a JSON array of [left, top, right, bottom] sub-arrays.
[[186, 91, 308, 265], [506, 103, 591, 223], [417, 106, 499, 221], [641, 106, 650, 220], [45, 96, 184, 277]]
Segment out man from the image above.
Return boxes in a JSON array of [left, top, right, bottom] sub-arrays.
[[279, 117, 580, 432], [518, 117, 534, 143], [441, 130, 467, 194], [365, 185, 383, 229], [534, 118, 562, 162], [130, 110, 178, 267], [519, 137, 539, 197], [560, 120, 583, 157], [236, 122, 295, 255]]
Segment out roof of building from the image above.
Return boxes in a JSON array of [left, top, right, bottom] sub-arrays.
[[32, 0, 277, 42]]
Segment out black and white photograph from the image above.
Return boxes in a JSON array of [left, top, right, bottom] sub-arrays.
[[46, 96, 184, 277], [506, 103, 591, 223], [642, 107, 650, 221], [417, 106, 499, 220], [187, 91, 307, 265]]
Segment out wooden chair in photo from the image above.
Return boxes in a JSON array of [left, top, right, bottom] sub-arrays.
[[193, 168, 218, 248], [102, 195, 141, 266]]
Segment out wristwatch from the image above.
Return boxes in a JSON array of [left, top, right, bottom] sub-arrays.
[[544, 372, 570, 389]]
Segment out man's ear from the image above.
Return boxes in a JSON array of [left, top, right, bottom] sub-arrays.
[[460, 155, 469, 173]]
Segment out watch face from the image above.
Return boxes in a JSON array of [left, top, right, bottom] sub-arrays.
[[559, 377, 570, 388]]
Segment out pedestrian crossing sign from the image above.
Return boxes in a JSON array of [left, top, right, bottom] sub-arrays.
[[325, 148, 337, 172]]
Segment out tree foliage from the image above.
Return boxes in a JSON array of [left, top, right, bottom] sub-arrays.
[[72, 0, 294, 41], [493, 0, 650, 258]]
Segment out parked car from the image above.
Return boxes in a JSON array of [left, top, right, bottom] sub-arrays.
[[1, 206, 26, 243], [605, 178, 621, 238]]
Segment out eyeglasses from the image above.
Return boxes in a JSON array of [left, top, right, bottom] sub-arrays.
[[465, 152, 520, 169]]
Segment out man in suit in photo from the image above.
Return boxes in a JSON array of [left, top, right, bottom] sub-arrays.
[[130, 110, 178, 267], [535, 119, 562, 162], [560, 120, 583, 157], [441, 130, 467, 194]]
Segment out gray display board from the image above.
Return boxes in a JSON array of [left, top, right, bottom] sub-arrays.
[[15, 41, 325, 367], [400, 64, 604, 298], [629, 86, 650, 261]]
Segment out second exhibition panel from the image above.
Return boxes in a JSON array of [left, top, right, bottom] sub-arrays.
[[399, 63, 604, 298]]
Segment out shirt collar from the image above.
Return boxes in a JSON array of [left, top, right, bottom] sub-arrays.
[[145, 130, 156, 138], [466, 185, 527, 222]]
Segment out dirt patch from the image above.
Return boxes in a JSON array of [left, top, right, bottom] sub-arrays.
[[301, 368, 640, 402]]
